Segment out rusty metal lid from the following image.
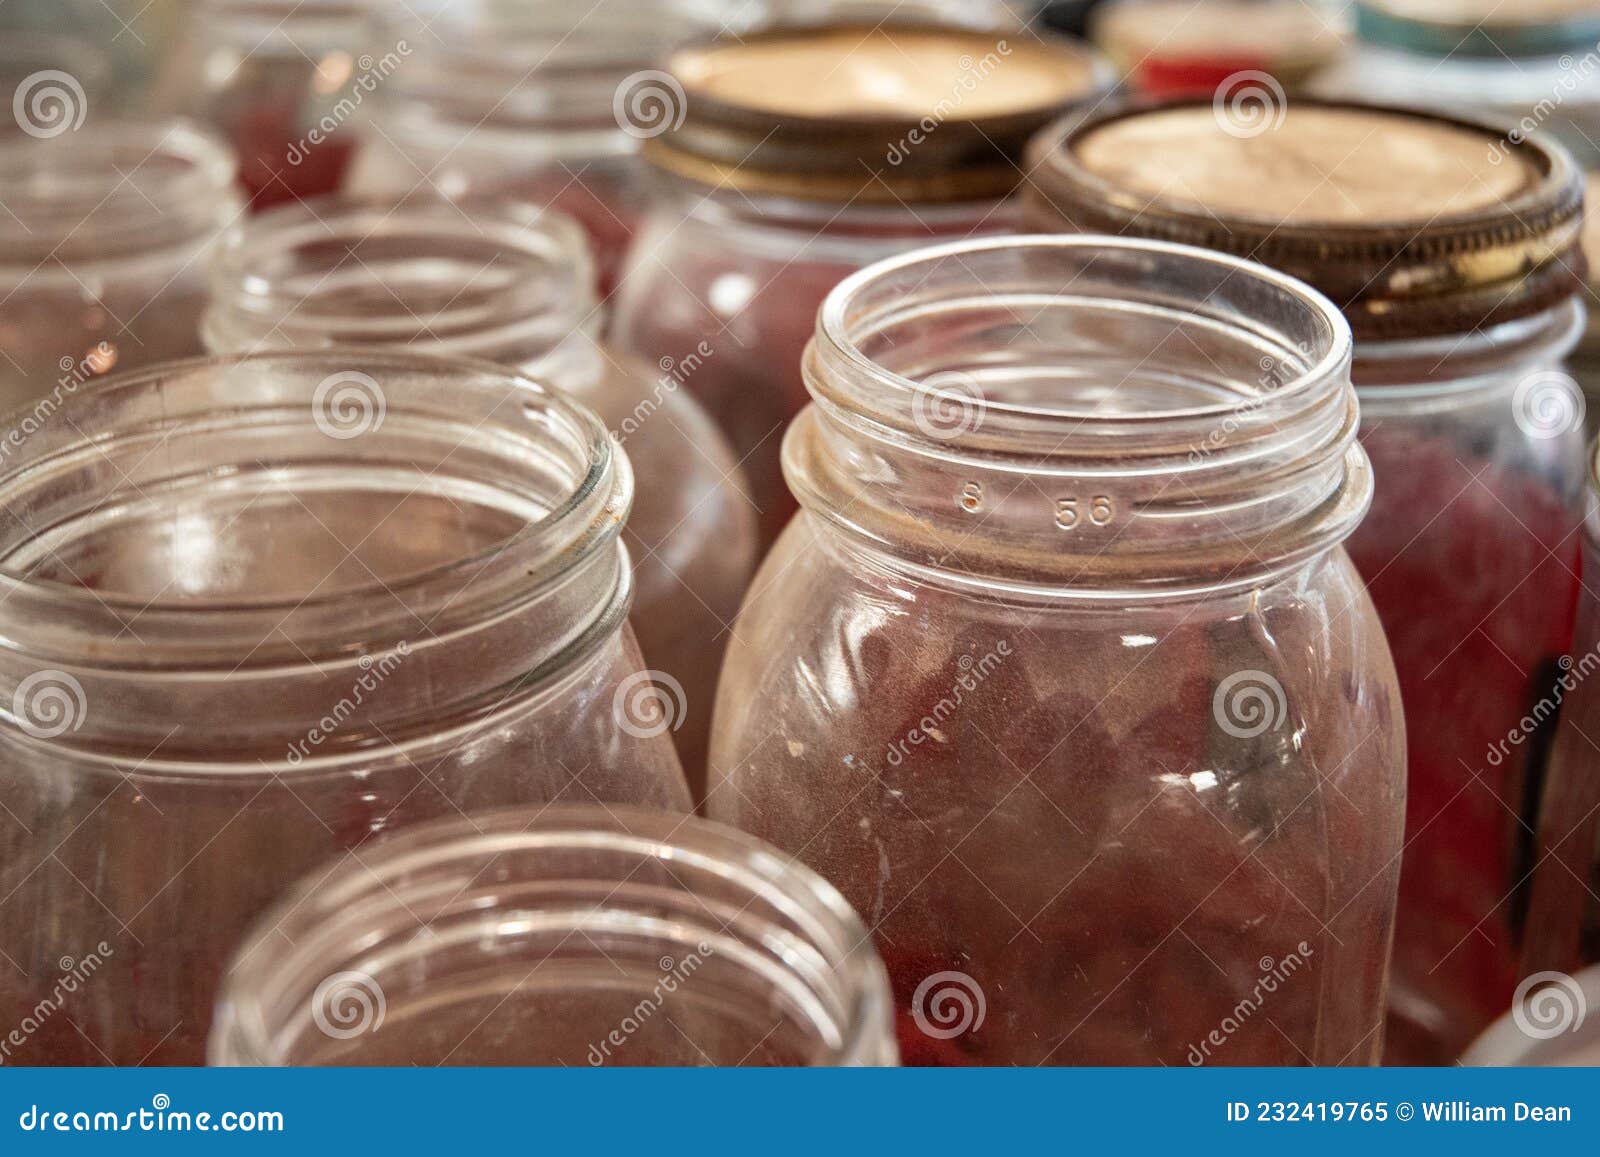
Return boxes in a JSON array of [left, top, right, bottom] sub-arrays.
[[641, 23, 1113, 204], [1025, 98, 1586, 340]]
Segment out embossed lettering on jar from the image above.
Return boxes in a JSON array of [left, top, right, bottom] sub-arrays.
[[0, 352, 689, 1065], [708, 236, 1406, 1066]]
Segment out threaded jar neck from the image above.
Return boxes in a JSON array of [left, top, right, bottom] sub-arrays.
[[787, 235, 1369, 599], [209, 807, 897, 1066]]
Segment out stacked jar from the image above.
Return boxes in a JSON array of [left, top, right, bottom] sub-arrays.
[[708, 235, 1407, 1065], [0, 351, 689, 1064], [201, 198, 758, 795], [1026, 98, 1589, 1063], [610, 22, 1113, 544]]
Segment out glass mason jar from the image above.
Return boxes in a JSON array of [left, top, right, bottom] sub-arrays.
[[1026, 98, 1589, 1064], [201, 198, 757, 798], [210, 807, 896, 1065], [610, 23, 1113, 545], [150, 0, 383, 207], [345, 0, 725, 298], [0, 350, 689, 1066], [0, 119, 240, 414], [708, 236, 1407, 1066], [1571, 173, 1600, 439]]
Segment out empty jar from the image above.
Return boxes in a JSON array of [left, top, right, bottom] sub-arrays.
[[1027, 98, 1588, 1063], [0, 351, 689, 1066], [609, 22, 1112, 544], [201, 198, 757, 797], [0, 119, 240, 413], [708, 236, 1407, 1066], [209, 807, 896, 1065]]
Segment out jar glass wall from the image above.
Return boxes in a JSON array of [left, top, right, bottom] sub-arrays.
[[708, 237, 1406, 1066], [210, 807, 897, 1065], [0, 119, 240, 413], [0, 351, 689, 1065]]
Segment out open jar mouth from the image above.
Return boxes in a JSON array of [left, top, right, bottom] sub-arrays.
[[790, 234, 1369, 596], [209, 806, 896, 1066], [0, 120, 239, 268], [203, 197, 598, 361]]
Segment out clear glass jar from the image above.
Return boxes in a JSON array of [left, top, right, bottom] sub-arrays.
[[150, 0, 382, 207], [0, 119, 240, 413], [1025, 98, 1589, 1064], [209, 806, 896, 1065], [610, 23, 1112, 543], [0, 351, 689, 1066], [201, 197, 757, 797], [708, 236, 1407, 1066]]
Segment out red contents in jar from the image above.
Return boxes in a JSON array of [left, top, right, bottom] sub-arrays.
[[1348, 423, 1581, 1063], [235, 99, 355, 209], [1135, 54, 1272, 97]]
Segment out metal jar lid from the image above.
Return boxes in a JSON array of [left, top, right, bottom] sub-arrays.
[[1025, 98, 1587, 341], [1356, 0, 1600, 59], [640, 23, 1113, 204]]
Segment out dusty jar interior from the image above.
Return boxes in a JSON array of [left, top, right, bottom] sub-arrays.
[[209, 807, 897, 1066]]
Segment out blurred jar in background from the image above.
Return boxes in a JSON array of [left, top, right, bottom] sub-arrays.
[[0, 119, 240, 412], [202, 198, 757, 798], [346, 0, 724, 298], [211, 808, 896, 1065], [0, 351, 689, 1065], [710, 236, 1406, 1066], [610, 23, 1112, 545], [1462, 964, 1600, 1065], [0, 34, 114, 134], [1312, 0, 1600, 166], [1570, 174, 1600, 437], [1090, 0, 1350, 97], [1028, 99, 1588, 1064], [151, 0, 382, 207]]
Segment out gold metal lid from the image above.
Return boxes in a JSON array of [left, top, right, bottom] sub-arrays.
[[1025, 99, 1586, 340], [642, 24, 1112, 204]]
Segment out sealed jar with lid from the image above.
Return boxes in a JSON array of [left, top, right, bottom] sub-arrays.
[[0, 351, 689, 1065], [609, 23, 1112, 544], [202, 198, 757, 795], [708, 236, 1406, 1066], [211, 807, 896, 1065], [151, 0, 382, 207], [1311, 1, 1600, 165], [1027, 98, 1588, 1063], [0, 119, 240, 413]]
